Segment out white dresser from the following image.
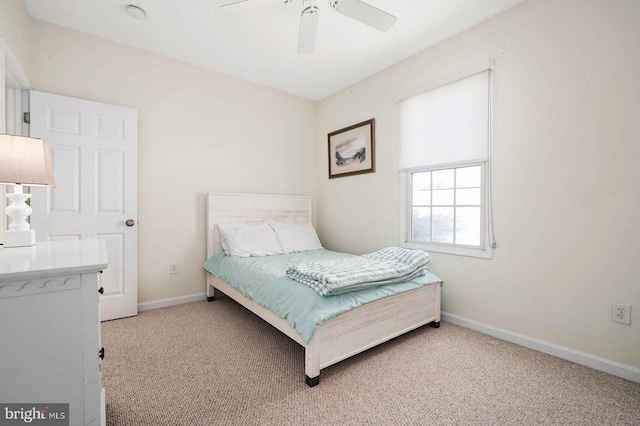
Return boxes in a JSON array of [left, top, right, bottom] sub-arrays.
[[0, 240, 108, 426]]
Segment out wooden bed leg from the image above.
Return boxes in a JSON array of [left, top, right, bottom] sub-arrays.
[[305, 336, 320, 387], [207, 276, 215, 302], [429, 283, 442, 327], [306, 375, 320, 387]]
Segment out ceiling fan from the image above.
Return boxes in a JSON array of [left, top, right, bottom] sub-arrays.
[[219, 0, 397, 54]]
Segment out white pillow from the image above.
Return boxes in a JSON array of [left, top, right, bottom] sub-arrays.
[[217, 222, 283, 257], [269, 221, 323, 253]]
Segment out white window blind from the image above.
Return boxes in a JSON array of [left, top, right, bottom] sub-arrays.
[[399, 70, 490, 170]]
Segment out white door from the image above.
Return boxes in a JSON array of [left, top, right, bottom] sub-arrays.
[[29, 91, 138, 321]]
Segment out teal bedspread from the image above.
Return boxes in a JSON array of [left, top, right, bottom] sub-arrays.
[[202, 249, 442, 344]]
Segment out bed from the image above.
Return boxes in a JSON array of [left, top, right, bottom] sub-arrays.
[[204, 192, 442, 387]]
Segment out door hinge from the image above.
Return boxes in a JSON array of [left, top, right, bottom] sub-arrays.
[[23, 112, 30, 124]]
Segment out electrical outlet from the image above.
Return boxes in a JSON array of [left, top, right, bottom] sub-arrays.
[[169, 262, 179, 275], [612, 303, 631, 325]]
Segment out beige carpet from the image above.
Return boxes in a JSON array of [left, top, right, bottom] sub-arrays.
[[101, 298, 640, 425]]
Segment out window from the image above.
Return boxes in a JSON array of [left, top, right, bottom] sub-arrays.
[[411, 164, 484, 246], [398, 62, 494, 258]]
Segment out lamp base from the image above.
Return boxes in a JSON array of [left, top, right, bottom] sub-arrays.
[[3, 230, 36, 248], [4, 186, 37, 248]]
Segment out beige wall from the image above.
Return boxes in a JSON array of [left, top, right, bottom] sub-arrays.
[[0, 0, 30, 77], [316, 0, 640, 369], [28, 20, 317, 303]]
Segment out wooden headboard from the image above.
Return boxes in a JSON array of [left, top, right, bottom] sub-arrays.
[[206, 193, 312, 259]]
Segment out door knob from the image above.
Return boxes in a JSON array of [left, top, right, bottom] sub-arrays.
[[125, 219, 135, 227]]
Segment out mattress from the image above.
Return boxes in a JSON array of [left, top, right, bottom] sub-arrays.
[[202, 249, 443, 344]]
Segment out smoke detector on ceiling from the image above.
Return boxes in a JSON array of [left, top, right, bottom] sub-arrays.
[[126, 5, 147, 20]]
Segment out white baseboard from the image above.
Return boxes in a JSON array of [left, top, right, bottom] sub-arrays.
[[442, 311, 640, 384], [138, 293, 207, 312]]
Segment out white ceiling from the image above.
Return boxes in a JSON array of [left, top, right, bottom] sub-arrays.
[[23, 0, 523, 101]]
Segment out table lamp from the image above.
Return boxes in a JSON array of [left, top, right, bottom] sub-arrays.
[[0, 134, 56, 248]]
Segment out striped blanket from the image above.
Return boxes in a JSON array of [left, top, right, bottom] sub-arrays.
[[286, 247, 431, 296]]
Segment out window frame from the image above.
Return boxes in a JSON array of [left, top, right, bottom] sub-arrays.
[[397, 59, 495, 259], [400, 160, 492, 259]]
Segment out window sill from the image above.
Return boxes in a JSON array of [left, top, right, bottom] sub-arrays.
[[401, 241, 493, 259]]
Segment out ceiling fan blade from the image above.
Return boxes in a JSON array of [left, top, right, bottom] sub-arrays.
[[298, 6, 320, 54], [331, 0, 397, 32]]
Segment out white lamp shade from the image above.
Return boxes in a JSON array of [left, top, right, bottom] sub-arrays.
[[0, 134, 56, 187]]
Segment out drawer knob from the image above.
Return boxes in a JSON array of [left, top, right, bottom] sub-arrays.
[[99, 347, 105, 360], [98, 287, 104, 295]]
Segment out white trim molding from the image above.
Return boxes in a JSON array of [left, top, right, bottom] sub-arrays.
[[1, 38, 31, 238], [138, 293, 207, 312], [0, 37, 31, 132], [442, 312, 640, 384]]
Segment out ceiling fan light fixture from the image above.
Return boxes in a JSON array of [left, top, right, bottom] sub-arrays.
[[126, 5, 147, 20]]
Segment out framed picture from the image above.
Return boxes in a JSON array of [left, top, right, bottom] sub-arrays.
[[327, 118, 375, 179]]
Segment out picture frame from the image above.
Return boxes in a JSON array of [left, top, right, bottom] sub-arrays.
[[327, 118, 376, 179]]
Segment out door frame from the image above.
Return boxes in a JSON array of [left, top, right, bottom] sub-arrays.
[[0, 38, 31, 238], [0, 37, 30, 131]]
